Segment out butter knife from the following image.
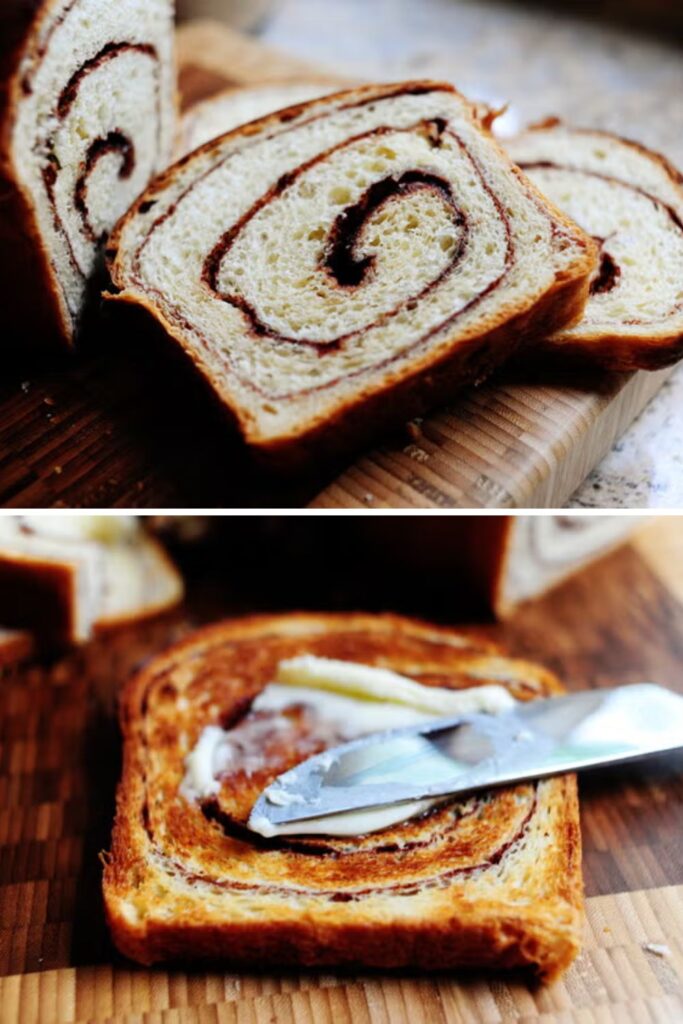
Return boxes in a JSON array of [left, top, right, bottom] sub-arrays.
[[249, 684, 683, 834]]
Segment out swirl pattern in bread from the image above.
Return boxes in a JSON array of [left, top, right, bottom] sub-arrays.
[[507, 122, 683, 370], [104, 613, 583, 978], [0, 0, 175, 348], [107, 82, 596, 465]]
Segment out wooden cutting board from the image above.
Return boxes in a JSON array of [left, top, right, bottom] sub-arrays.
[[1, 517, 683, 1023], [0, 20, 674, 510]]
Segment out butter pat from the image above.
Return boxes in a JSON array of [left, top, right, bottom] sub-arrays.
[[275, 654, 515, 716], [180, 725, 228, 801], [253, 683, 437, 735], [183, 654, 517, 838]]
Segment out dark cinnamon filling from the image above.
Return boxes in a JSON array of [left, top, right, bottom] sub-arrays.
[[152, 792, 538, 902], [201, 121, 473, 354], [175, 111, 512, 382], [74, 131, 135, 242], [324, 170, 463, 287], [204, 172, 468, 355], [200, 792, 482, 857], [590, 241, 621, 295], [32, 28, 162, 287], [57, 41, 157, 118]]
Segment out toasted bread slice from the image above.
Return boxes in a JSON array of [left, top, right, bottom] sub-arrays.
[[0, 516, 183, 645], [104, 612, 583, 979], [507, 121, 683, 370], [107, 81, 596, 468]]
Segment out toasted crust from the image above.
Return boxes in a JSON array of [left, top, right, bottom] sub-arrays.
[[103, 612, 583, 979], [0, 0, 73, 352], [106, 81, 597, 470]]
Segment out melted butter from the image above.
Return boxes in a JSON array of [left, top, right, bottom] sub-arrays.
[[182, 655, 515, 836]]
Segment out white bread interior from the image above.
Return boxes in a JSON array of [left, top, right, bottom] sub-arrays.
[[497, 514, 649, 615]]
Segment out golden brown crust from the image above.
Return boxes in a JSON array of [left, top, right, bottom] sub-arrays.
[[103, 612, 584, 980], [0, 0, 74, 353], [106, 81, 597, 470], [539, 330, 683, 372], [108, 255, 593, 473]]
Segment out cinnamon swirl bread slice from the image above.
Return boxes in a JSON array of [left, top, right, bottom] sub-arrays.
[[104, 612, 583, 979], [107, 82, 597, 466], [0, 0, 175, 350], [507, 122, 683, 370]]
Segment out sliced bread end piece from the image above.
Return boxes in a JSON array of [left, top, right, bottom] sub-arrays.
[[0, 517, 183, 646]]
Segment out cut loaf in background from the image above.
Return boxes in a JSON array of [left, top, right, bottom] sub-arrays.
[[0, 516, 183, 646], [178, 82, 334, 157], [104, 612, 583, 978], [147, 515, 646, 619], [107, 81, 597, 467], [0, 0, 176, 350], [507, 122, 683, 370], [352, 514, 648, 616]]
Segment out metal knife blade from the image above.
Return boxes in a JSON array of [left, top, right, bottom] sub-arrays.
[[248, 684, 683, 834]]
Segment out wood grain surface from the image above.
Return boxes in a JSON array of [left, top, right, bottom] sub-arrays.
[[0, 20, 674, 510], [0, 516, 682, 1022]]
